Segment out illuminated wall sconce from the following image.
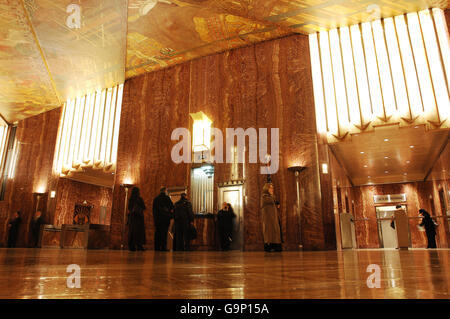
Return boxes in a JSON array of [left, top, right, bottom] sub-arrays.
[[32, 191, 46, 214], [322, 163, 329, 174], [190, 111, 212, 155], [50, 191, 56, 198], [120, 183, 134, 249], [288, 166, 307, 248], [54, 84, 124, 176]]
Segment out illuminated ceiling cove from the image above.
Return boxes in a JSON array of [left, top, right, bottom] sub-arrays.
[[0, 0, 448, 122]]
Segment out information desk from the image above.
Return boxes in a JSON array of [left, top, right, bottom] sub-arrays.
[[39, 225, 62, 248], [39, 224, 111, 249], [190, 213, 218, 251]]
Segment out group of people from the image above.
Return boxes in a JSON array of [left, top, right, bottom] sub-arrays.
[[127, 186, 239, 252], [6, 210, 43, 248], [127, 186, 197, 252], [5, 184, 440, 251]]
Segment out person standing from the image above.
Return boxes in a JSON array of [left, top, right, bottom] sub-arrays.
[[217, 202, 236, 251], [419, 209, 437, 249], [173, 193, 194, 251], [261, 183, 282, 252], [127, 187, 146, 251], [7, 211, 21, 248], [30, 210, 44, 248], [152, 187, 174, 251]]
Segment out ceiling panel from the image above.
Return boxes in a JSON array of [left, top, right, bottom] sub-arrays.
[[125, 0, 290, 78], [175, 0, 448, 33], [0, 0, 60, 122], [25, 0, 127, 101], [331, 125, 450, 186], [0, 1, 448, 122]]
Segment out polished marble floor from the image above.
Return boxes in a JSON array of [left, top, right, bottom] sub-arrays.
[[0, 248, 449, 299]]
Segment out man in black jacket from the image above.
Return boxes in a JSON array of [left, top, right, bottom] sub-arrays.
[[152, 187, 174, 251], [7, 211, 21, 248], [30, 210, 44, 248], [174, 193, 194, 251]]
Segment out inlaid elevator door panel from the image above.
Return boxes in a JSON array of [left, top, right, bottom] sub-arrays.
[[218, 184, 244, 251]]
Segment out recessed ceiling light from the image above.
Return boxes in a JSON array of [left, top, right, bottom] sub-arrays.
[[364, 165, 368, 168], [403, 173, 408, 175], [385, 171, 389, 174], [410, 145, 415, 148], [384, 156, 389, 159], [384, 138, 389, 142], [360, 151, 365, 154], [406, 160, 411, 164]]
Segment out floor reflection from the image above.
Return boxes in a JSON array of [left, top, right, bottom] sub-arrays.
[[0, 248, 449, 299]]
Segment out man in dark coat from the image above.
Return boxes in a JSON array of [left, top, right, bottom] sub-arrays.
[[217, 202, 235, 251], [30, 210, 44, 248], [7, 211, 21, 248], [152, 187, 174, 251], [128, 187, 146, 251], [419, 209, 437, 248], [173, 193, 194, 251]]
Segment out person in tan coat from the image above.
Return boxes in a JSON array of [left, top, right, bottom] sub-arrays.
[[261, 183, 282, 252]]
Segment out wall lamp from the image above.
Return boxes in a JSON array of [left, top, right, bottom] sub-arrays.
[[288, 166, 307, 248], [120, 183, 134, 249]]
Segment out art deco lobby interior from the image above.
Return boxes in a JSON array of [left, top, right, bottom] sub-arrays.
[[0, 0, 449, 299]]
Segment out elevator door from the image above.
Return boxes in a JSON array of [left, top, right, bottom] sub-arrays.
[[377, 206, 398, 248], [218, 185, 244, 250]]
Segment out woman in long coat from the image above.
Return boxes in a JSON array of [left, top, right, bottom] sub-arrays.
[[260, 183, 282, 252], [419, 209, 437, 249], [128, 187, 146, 251]]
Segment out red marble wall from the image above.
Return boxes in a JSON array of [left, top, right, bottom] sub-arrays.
[[0, 108, 61, 247], [110, 62, 191, 249], [53, 178, 113, 226], [111, 34, 335, 251]]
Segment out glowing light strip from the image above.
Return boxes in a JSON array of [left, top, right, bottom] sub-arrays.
[[339, 26, 360, 126], [350, 24, 373, 123], [433, 8, 450, 91], [8, 140, 19, 179], [329, 28, 350, 129], [0, 126, 9, 175], [309, 34, 327, 133], [372, 19, 397, 117], [110, 84, 123, 166], [104, 86, 117, 167], [54, 84, 124, 175], [384, 17, 409, 118], [362, 22, 384, 119], [94, 90, 106, 165], [394, 14, 424, 117], [419, 9, 450, 122], [82, 93, 94, 164], [407, 12, 437, 119], [319, 31, 338, 135]]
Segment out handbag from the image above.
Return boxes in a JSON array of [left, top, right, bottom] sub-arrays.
[[188, 223, 197, 240]]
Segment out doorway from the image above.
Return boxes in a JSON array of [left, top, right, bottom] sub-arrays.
[[218, 184, 244, 250], [376, 205, 407, 248]]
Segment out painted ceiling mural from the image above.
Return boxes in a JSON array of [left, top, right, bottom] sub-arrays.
[[0, 0, 448, 122]]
